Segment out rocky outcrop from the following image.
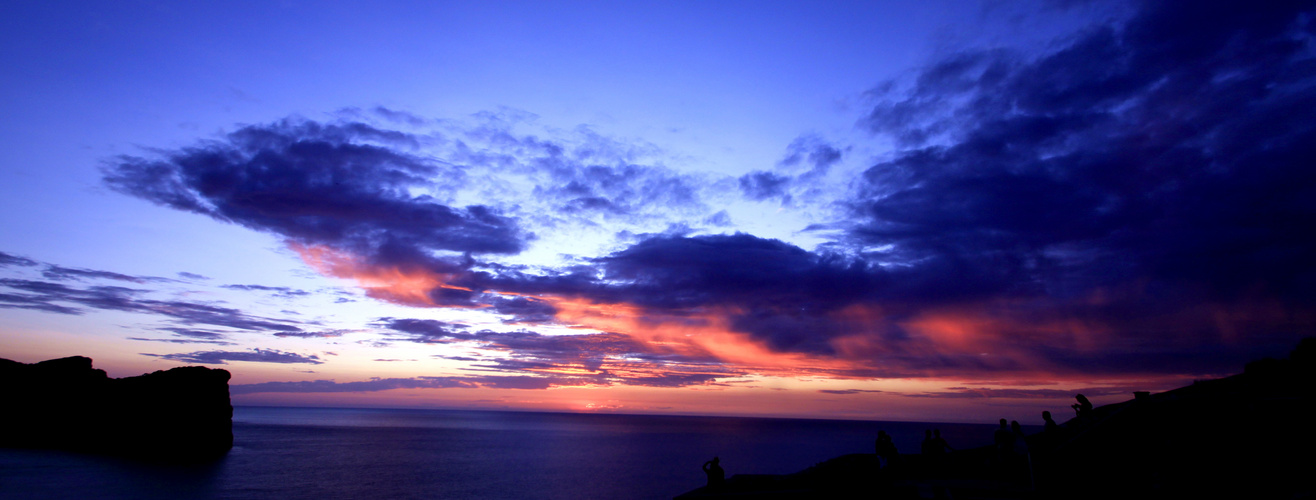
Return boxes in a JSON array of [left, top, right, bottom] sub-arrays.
[[0, 356, 233, 461]]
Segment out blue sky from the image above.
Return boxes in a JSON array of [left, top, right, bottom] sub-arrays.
[[2, 0, 1312, 423]]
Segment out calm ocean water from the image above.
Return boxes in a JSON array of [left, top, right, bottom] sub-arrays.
[[0, 406, 1006, 499]]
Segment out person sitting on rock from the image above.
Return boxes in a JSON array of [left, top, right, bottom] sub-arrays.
[[703, 456, 725, 489], [1071, 394, 1093, 418]]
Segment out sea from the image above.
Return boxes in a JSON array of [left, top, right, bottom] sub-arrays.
[[0, 406, 1007, 499]]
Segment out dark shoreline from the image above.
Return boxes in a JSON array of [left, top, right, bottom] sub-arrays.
[[676, 338, 1316, 499]]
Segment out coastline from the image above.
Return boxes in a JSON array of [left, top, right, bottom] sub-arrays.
[[675, 339, 1316, 499]]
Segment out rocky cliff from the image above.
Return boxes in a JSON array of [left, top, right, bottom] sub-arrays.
[[0, 356, 233, 461]]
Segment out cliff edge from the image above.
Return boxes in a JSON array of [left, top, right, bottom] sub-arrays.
[[0, 356, 233, 461], [676, 338, 1316, 499]]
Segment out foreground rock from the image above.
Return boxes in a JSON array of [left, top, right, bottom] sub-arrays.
[[0, 356, 233, 461], [677, 338, 1316, 499]]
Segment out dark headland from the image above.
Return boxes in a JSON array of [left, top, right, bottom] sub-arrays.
[[0, 356, 233, 462], [677, 338, 1316, 499]]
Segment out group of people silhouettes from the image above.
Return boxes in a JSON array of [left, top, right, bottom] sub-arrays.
[[702, 394, 1095, 491], [865, 393, 1092, 485], [920, 428, 954, 455]]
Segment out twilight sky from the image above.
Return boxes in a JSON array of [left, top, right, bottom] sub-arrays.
[[2, 0, 1314, 423]]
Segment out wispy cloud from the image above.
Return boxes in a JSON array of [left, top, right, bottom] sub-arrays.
[[819, 389, 883, 395], [128, 337, 238, 346], [0, 251, 39, 268], [145, 348, 323, 365], [0, 277, 305, 333], [902, 386, 1137, 400], [41, 265, 169, 283]]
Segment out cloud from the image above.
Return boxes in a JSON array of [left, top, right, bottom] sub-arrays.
[[379, 318, 470, 342], [0, 278, 148, 314], [902, 386, 1135, 400], [144, 348, 323, 365], [157, 327, 229, 340], [489, 296, 557, 324], [779, 134, 843, 174], [815, 0, 1316, 374], [86, 1, 1316, 386], [435, 355, 480, 362], [818, 389, 883, 395], [853, 0, 1316, 300], [231, 377, 474, 394], [222, 284, 311, 298], [377, 318, 739, 387], [0, 251, 38, 267], [0, 290, 83, 314], [228, 369, 723, 395], [587, 233, 878, 354], [737, 135, 845, 205], [273, 329, 351, 338], [0, 254, 170, 283], [41, 265, 165, 283], [738, 171, 791, 202], [99, 114, 736, 318], [449, 115, 710, 224], [103, 119, 532, 272], [128, 337, 237, 346], [446, 1, 1316, 380], [228, 373, 574, 394], [0, 277, 305, 333]]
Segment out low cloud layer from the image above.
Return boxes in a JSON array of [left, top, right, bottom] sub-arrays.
[[0, 278, 303, 333], [144, 348, 324, 365]]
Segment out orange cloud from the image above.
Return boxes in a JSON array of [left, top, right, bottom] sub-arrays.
[[290, 242, 472, 307], [544, 296, 857, 379], [286, 243, 1304, 390]]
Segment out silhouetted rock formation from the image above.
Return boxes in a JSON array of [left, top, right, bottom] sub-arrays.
[[676, 338, 1316, 499], [0, 356, 233, 461]]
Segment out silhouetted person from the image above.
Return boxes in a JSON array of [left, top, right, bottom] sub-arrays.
[[1042, 410, 1058, 432], [1010, 420, 1034, 488], [1010, 421, 1029, 455], [929, 429, 953, 454], [875, 430, 899, 468], [921, 429, 934, 454], [994, 418, 1016, 469], [924, 428, 954, 478], [703, 457, 725, 489], [1072, 394, 1093, 418], [994, 418, 1015, 452]]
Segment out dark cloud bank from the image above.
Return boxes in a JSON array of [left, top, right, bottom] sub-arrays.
[[102, 0, 1316, 381]]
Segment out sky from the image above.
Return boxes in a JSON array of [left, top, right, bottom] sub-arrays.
[[2, 0, 1314, 424]]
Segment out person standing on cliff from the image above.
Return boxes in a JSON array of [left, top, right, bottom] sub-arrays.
[[929, 429, 953, 455], [703, 457, 725, 489], [1042, 410, 1059, 432], [875, 430, 899, 468], [994, 418, 1015, 470]]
